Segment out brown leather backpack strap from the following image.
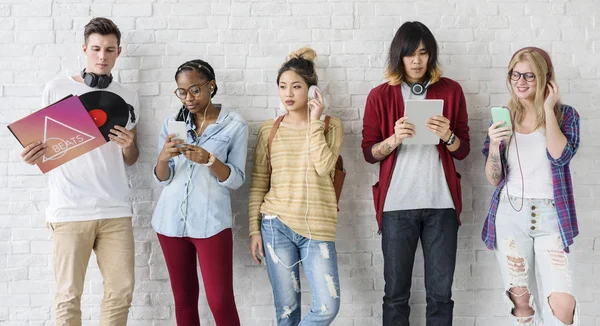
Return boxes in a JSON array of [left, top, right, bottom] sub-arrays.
[[324, 115, 331, 134], [267, 116, 285, 173]]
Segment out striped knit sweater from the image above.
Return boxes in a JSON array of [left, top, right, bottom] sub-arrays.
[[249, 117, 343, 242]]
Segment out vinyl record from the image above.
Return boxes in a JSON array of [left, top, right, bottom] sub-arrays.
[[79, 91, 130, 141]]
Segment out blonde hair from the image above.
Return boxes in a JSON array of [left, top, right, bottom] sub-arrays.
[[507, 49, 562, 130], [277, 46, 318, 86], [385, 66, 442, 86], [288, 47, 317, 62]]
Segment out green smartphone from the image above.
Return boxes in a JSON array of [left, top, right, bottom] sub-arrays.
[[491, 106, 513, 136]]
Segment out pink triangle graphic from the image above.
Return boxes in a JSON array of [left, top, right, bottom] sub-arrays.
[[42, 116, 97, 162]]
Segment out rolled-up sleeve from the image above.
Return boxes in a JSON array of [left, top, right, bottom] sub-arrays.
[[449, 87, 470, 160], [217, 122, 248, 189], [547, 106, 580, 167], [153, 119, 175, 186], [361, 90, 383, 164]]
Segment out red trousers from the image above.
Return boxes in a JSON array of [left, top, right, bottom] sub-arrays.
[[157, 229, 240, 326]]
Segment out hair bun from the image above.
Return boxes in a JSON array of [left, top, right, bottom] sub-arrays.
[[288, 47, 317, 63]]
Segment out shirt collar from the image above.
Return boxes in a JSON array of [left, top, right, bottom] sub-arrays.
[[185, 105, 229, 140]]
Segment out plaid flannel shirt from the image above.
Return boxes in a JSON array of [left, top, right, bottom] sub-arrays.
[[481, 104, 580, 252]]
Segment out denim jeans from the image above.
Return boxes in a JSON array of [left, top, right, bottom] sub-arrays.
[[261, 215, 340, 326], [381, 208, 458, 326], [495, 195, 579, 326]]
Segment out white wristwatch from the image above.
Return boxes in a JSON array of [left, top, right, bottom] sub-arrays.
[[203, 152, 216, 167]]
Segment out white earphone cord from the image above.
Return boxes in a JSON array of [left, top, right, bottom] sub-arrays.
[[179, 100, 210, 220], [505, 131, 525, 212], [268, 97, 313, 269]]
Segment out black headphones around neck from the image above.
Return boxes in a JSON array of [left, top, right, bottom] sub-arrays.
[[81, 69, 113, 89], [407, 79, 430, 96]]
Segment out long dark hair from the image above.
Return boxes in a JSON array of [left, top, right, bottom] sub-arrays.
[[174, 59, 218, 122], [276, 47, 318, 87], [385, 21, 441, 86]]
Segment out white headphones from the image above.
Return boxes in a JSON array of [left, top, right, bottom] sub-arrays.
[[278, 85, 325, 111]]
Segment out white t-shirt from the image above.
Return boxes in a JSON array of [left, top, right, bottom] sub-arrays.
[[502, 130, 554, 199], [383, 82, 454, 212], [42, 76, 140, 222]]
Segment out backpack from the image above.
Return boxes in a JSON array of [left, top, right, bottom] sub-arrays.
[[266, 115, 345, 206]]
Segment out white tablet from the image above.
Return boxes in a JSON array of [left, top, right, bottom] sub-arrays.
[[402, 99, 444, 145]]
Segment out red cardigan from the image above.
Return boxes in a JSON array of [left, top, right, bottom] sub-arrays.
[[361, 77, 470, 231]]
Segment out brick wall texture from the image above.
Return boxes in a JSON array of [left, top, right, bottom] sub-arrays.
[[0, 0, 599, 325]]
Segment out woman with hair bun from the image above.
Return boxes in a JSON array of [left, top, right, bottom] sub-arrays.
[[248, 47, 343, 326]]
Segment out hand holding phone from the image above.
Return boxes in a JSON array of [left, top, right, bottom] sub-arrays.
[[157, 121, 186, 163], [158, 134, 184, 163], [489, 106, 513, 144], [168, 121, 187, 142]]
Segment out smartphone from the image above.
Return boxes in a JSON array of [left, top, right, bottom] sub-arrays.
[[491, 106, 513, 136], [168, 121, 187, 142]]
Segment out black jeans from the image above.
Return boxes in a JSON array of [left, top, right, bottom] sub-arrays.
[[381, 208, 459, 326]]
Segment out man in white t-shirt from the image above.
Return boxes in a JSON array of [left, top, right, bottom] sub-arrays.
[[19, 17, 139, 326]]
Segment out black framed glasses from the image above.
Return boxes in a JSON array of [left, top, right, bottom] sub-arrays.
[[510, 71, 536, 82], [174, 80, 211, 99]]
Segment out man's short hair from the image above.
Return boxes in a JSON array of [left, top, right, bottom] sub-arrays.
[[84, 17, 121, 46]]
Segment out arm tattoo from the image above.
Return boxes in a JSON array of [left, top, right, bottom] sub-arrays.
[[372, 141, 394, 161], [488, 153, 502, 182]]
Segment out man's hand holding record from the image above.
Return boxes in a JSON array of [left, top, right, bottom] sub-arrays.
[[108, 125, 136, 150]]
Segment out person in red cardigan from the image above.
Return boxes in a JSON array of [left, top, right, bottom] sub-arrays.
[[361, 21, 470, 326]]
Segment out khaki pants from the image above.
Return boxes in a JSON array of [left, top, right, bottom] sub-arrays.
[[48, 217, 135, 326]]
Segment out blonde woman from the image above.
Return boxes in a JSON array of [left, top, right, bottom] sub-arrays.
[[482, 47, 580, 325]]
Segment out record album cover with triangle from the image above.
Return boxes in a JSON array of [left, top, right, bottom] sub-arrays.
[[7, 95, 106, 173]]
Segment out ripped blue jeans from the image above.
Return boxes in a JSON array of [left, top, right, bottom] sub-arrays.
[[261, 215, 340, 326], [495, 196, 579, 326]]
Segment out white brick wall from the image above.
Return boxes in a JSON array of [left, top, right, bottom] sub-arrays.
[[0, 0, 599, 325]]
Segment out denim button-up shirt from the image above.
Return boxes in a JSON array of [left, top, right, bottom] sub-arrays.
[[152, 107, 248, 238]]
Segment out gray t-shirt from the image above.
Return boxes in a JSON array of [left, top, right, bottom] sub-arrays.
[[383, 82, 454, 212]]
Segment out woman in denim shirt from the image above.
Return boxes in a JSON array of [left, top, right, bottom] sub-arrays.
[[152, 59, 248, 326]]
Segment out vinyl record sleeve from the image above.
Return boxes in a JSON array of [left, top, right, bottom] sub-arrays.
[[7, 95, 107, 173]]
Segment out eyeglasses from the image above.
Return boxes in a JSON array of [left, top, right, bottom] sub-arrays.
[[510, 71, 536, 82], [174, 80, 211, 99]]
